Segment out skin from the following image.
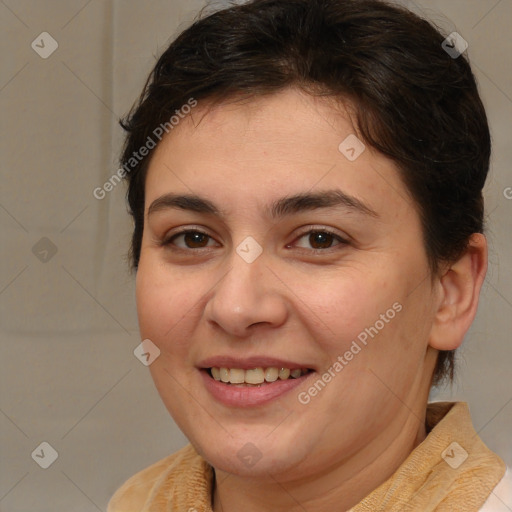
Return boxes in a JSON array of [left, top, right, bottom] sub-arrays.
[[135, 87, 487, 511]]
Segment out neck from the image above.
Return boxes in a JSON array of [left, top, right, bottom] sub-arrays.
[[212, 408, 428, 512]]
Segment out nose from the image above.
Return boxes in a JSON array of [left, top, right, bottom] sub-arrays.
[[204, 248, 289, 338]]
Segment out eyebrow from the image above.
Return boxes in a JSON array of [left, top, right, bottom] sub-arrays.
[[147, 189, 379, 220]]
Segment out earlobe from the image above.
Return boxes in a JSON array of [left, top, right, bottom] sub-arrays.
[[429, 233, 487, 351]]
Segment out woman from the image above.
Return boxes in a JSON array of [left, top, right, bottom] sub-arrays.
[[108, 0, 509, 510]]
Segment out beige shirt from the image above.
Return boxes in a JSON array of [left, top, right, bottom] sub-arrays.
[[108, 402, 506, 511]]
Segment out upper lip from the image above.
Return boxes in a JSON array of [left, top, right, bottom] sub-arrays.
[[197, 356, 315, 371]]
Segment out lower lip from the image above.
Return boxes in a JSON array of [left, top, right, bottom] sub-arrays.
[[200, 370, 314, 407]]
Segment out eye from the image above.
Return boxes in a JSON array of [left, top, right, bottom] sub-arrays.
[[289, 228, 348, 252], [161, 227, 348, 253], [163, 229, 218, 250]]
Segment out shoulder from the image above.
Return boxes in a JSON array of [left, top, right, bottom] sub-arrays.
[[107, 444, 200, 512], [480, 467, 512, 511]]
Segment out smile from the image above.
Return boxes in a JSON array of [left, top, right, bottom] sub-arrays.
[[200, 366, 315, 407], [209, 366, 312, 385]]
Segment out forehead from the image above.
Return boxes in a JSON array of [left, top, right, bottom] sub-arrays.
[[143, 88, 415, 221]]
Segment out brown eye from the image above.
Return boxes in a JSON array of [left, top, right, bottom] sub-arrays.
[[292, 229, 347, 251], [165, 230, 216, 249], [307, 231, 336, 249]]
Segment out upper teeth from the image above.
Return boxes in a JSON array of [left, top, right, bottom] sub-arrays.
[[210, 367, 307, 384]]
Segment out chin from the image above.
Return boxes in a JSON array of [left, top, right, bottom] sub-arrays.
[[191, 428, 312, 479]]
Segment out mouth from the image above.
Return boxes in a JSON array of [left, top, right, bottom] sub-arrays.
[[198, 360, 316, 407], [206, 366, 314, 386]]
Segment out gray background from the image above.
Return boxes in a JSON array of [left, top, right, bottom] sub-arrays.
[[0, 1, 510, 510]]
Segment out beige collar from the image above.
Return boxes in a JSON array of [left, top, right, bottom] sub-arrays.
[[350, 402, 506, 511]]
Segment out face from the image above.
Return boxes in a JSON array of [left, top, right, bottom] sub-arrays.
[[136, 88, 439, 482]]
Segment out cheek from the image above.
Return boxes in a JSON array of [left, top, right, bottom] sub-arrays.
[[305, 264, 432, 390], [135, 260, 200, 352], [299, 268, 399, 350]]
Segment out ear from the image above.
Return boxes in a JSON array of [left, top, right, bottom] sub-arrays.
[[429, 233, 487, 351]]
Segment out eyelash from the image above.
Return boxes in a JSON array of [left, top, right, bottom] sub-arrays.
[[161, 227, 349, 254]]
